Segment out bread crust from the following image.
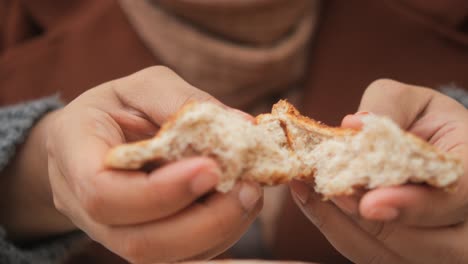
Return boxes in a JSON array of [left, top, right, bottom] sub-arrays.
[[105, 100, 463, 196]]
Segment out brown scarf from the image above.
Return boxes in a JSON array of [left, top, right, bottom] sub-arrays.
[[117, 0, 320, 111]]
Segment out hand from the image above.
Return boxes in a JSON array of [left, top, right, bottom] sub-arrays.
[[290, 79, 468, 263], [46, 66, 263, 263]]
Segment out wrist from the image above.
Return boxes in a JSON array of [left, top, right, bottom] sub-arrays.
[[0, 110, 75, 242]]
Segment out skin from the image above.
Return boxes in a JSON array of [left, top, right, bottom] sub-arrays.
[[0, 66, 263, 263], [290, 79, 468, 263]]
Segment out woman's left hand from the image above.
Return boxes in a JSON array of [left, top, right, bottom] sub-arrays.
[[290, 79, 468, 264]]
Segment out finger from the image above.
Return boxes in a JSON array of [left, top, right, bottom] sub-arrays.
[[342, 112, 466, 225], [109, 108, 160, 142], [351, 210, 468, 264], [51, 109, 222, 225], [360, 185, 468, 227], [357, 79, 468, 145], [52, 158, 263, 263], [49, 155, 113, 244], [68, 115, 249, 227], [82, 157, 223, 225], [341, 114, 361, 130], [357, 79, 435, 129], [52, 77, 255, 226], [347, 80, 468, 226], [289, 181, 403, 263], [182, 204, 263, 261], [100, 66, 254, 139], [346, 80, 468, 146], [341, 113, 365, 130], [359, 115, 468, 227], [291, 182, 468, 264], [107, 182, 263, 263]]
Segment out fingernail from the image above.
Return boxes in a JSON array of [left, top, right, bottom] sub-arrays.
[[291, 181, 310, 205], [191, 168, 220, 195], [368, 207, 399, 221], [331, 197, 358, 215], [355, 111, 370, 116], [239, 182, 261, 211]]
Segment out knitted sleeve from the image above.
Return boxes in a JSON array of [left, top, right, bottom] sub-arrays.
[[0, 96, 84, 264], [440, 85, 468, 108], [0, 96, 63, 171], [0, 228, 82, 264]]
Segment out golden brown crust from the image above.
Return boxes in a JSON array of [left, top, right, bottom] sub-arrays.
[[269, 100, 357, 136], [104, 139, 152, 169], [105, 99, 463, 195]]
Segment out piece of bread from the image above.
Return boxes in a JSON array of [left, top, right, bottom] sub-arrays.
[[105, 100, 463, 197]]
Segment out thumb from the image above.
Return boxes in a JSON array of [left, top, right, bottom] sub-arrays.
[[112, 66, 222, 125], [341, 79, 468, 227], [345, 79, 434, 130]]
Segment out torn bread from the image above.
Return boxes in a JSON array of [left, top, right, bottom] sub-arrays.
[[105, 100, 463, 197]]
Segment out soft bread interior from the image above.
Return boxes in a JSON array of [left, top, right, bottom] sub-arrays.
[[105, 100, 463, 197], [310, 115, 462, 196], [107, 102, 301, 192]]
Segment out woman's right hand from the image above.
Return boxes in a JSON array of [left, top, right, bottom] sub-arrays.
[[46, 67, 263, 263]]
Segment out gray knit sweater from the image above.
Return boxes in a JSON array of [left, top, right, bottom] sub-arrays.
[[0, 96, 80, 264], [1, 88, 468, 263]]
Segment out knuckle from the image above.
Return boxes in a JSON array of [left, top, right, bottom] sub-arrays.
[[133, 66, 216, 106], [367, 78, 399, 90], [123, 66, 178, 92], [144, 65, 176, 78], [365, 79, 410, 99]]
